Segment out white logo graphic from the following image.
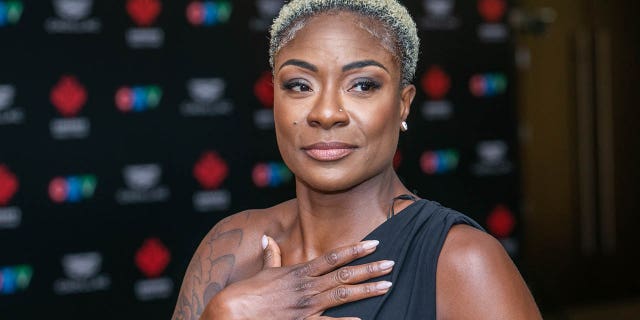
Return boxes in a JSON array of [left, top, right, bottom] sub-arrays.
[[423, 0, 455, 17], [0, 85, 15, 110], [116, 164, 170, 204], [53, 0, 93, 21], [181, 78, 233, 117], [250, 0, 283, 31], [53, 251, 111, 295], [0, 84, 26, 126], [256, 0, 283, 19], [0, 207, 22, 229], [62, 252, 101, 280], [188, 78, 225, 104], [478, 140, 507, 165], [472, 140, 513, 176], [421, 0, 459, 30], [45, 0, 101, 34], [123, 164, 161, 191]]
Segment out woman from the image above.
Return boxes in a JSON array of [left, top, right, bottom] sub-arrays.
[[173, 0, 542, 319]]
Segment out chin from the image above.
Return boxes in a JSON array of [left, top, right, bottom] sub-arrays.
[[295, 167, 373, 193]]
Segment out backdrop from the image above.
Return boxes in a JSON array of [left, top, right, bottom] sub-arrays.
[[0, 0, 518, 318]]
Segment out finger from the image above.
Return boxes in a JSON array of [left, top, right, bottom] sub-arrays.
[[262, 235, 282, 269], [315, 260, 394, 292], [294, 240, 380, 277], [312, 281, 392, 311]]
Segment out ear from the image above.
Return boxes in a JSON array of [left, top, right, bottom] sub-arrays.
[[399, 84, 416, 121]]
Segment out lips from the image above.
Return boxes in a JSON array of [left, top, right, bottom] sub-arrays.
[[302, 142, 357, 161]]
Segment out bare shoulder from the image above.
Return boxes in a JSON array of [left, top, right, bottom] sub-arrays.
[[172, 200, 295, 320], [436, 224, 542, 320]]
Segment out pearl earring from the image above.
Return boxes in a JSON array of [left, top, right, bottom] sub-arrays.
[[401, 121, 408, 132]]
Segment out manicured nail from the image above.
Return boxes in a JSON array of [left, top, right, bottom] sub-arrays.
[[361, 240, 379, 250], [376, 281, 392, 290], [261, 235, 268, 250], [379, 260, 395, 270]]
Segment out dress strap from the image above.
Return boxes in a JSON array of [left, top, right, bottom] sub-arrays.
[[387, 194, 418, 219]]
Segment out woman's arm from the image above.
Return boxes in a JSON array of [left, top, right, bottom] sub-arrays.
[[172, 214, 252, 320], [436, 225, 542, 320]]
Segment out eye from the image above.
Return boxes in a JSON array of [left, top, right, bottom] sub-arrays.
[[282, 80, 313, 93], [350, 79, 381, 92]]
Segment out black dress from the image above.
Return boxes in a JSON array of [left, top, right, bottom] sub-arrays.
[[322, 199, 484, 319]]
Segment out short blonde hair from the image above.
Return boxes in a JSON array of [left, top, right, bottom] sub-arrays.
[[269, 0, 420, 86]]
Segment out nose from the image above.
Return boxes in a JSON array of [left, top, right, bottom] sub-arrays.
[[306, 89, 349, 129]]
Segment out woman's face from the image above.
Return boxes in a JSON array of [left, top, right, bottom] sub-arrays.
[[273, 11, 416, 192]]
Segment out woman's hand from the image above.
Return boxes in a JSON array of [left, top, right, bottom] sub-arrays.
[[200, 236, 394, 320]]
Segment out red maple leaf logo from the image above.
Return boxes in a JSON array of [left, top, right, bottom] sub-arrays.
[[254, 71, 274, 108], [193, 151, 228, 189], [486, 205, 515, 238], [135, 238, 171, 278], [421, 66, 451, 100], [50, 75, 87, 117], [0, 165, 19, 206], [127, 0, 162, 27], [478, 0, 506, 23]]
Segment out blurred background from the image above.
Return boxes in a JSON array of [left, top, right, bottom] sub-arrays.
[[0, 0, 637, 319]]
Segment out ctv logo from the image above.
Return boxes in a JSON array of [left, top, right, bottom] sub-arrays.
[[469, 73, 507, 97], [186, 1, 232, 26], [48, 175, 97, 203], [252, 162, 292, 188], [0, 1, 23, 27], [420, 149, 459, 175], [0, 265, 33, 295], [115, 85, 162, 112]]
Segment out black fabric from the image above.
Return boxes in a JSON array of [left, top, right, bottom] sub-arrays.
[[323, 199, 484, 319]]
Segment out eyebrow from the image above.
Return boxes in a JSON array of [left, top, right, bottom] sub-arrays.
[[278, 59, 389, 73], [342, 60, 388, 73], [278, 59, 318, 72]]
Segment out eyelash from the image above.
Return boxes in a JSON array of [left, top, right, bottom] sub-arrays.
[[282, 80, 312, 92], [281, 79, 382, 93], [350, 79, 381, 92]]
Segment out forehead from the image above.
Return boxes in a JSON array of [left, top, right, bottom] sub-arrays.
[[275, 11, 400, 71]]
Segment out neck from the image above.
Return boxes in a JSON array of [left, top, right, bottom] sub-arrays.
[[285, 166, 411, 263]]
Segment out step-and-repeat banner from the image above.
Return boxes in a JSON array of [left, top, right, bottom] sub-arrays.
[[0, 0, 518, 317]]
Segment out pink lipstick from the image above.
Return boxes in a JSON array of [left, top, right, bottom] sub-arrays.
[[301, 142, 357, 161]]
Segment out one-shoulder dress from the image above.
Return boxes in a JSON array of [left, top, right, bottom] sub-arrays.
[[322, 199, 484, 319]]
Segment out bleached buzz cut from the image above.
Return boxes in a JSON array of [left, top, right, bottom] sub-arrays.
[[269, 0, 420, 86]]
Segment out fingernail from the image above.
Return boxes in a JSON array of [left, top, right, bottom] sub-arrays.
[[376, 281, 392, 290], [379, 260, 395, 270], [261, 235, 268, 250], [362, 240, 379, 250]]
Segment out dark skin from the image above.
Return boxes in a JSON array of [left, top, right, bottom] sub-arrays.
[[172, 11, 542, 320]]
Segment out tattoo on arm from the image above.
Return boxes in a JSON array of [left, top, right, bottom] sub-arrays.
[[172, 226, 244, 320]]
